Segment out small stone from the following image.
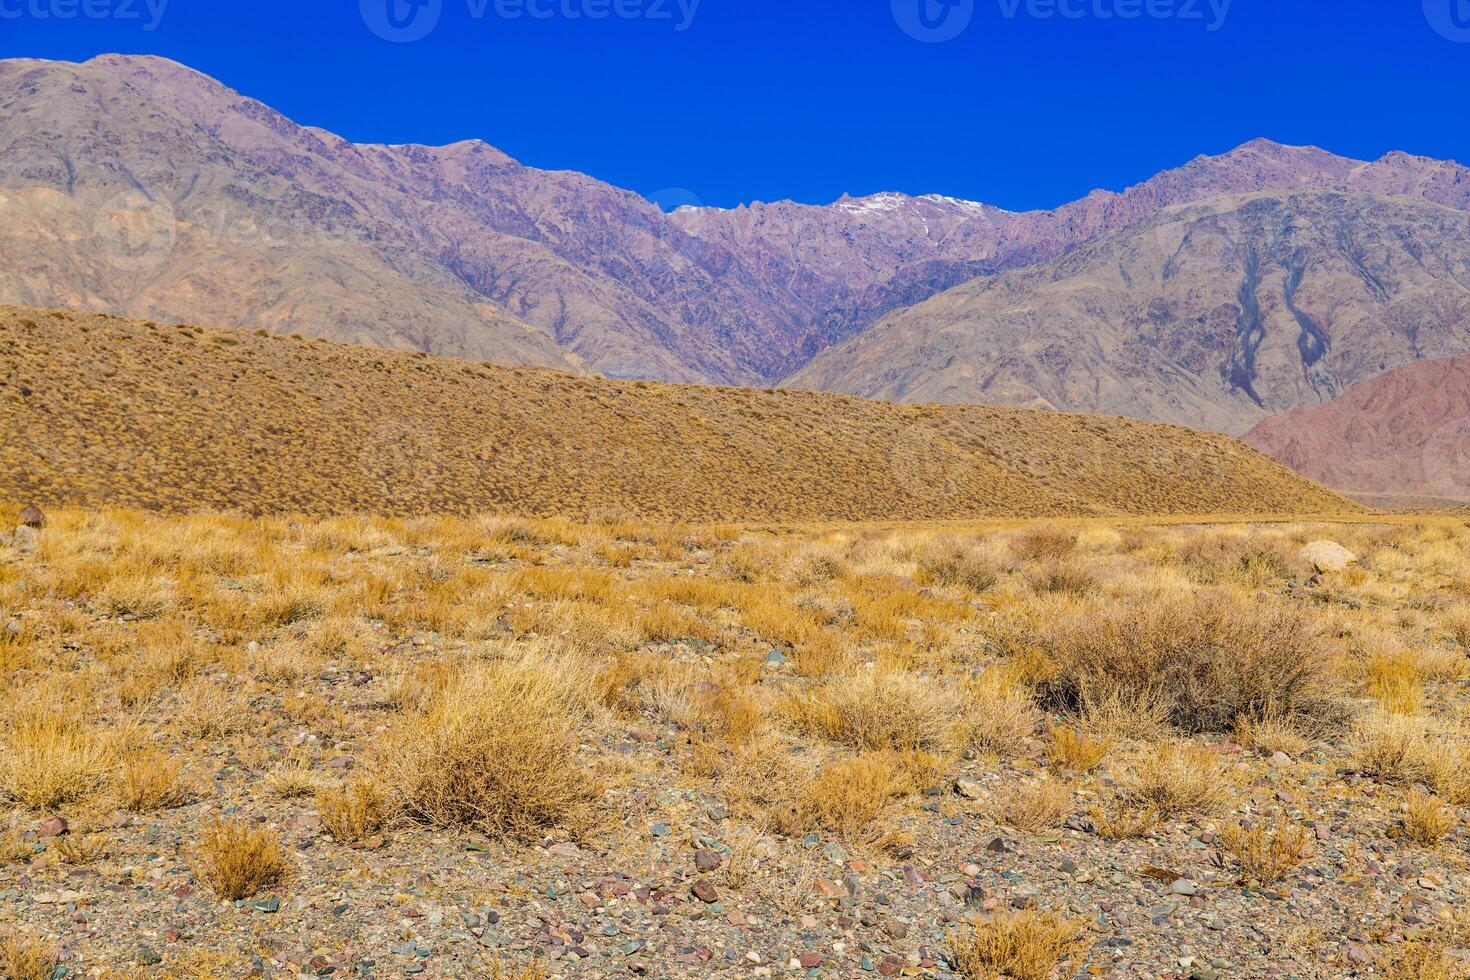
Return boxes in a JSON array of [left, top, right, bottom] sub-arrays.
[[17, 504, 44, 529], [1168, 879, 1199, 896], [813, 878, 846, 900], [136, 946, 162, 966], [694, 849, 723, 873], [38, 816, 69, 838], [765, 650, 789, 666], [955, 777, 984, 800], [798, 952, 822, 969], [1269, 751, 1294, 766], [690, 879, 719, 903]]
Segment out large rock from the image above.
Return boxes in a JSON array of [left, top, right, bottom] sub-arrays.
[[1300, 540, 1358, 574]]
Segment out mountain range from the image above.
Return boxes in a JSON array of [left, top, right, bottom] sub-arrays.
[[4, 53, 1470, 488]]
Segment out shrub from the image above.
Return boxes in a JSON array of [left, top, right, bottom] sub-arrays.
[[317, 779, 386, 843], [1038, 593, 1345, 733], [1121, 744, 1230, 818], [377, 656, 598, 842], [1219, 819, 1311, 885], [775, 751, 932, 852], [948, 909, 1091, 980], [786, 667, 962, 752], [0, 715, 115, 810], [196, 818, 288, 900], [115, 748, 191, 812], [1045, 727, 1112, 772], [0, 931, 56, 980], [1400, 791, 1457, 846], [997, 779, 1074, 833]]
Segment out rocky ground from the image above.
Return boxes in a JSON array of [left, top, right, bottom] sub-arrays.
[[2, 510, 1469, 979]]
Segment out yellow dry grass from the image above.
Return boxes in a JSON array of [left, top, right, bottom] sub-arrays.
[[1, 307, 1358, 521], [5, 509, 1470, 975], [375, 655, 600, 842], [948, 909, 1092, 980], [1219, 819, 1312, 885], [195, 818, 289, 901]]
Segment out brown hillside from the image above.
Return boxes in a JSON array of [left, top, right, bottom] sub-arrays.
[[0, 307, 1357, 521], [1244, 353, 1470, 496]]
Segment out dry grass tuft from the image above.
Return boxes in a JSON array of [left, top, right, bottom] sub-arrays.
[[196, 817, 289, 901], [1045, 727, 1112, 772], [1219, 819, 1311, 885], [0, 930, 56, 980], [997, 778, 1074, 833], [948, 908, 1091, 980], [1400, 791, 1458, 846], [1039, 592, 1346, 734], [1121, 744, 1231, 818], [0, 715, 116, 810], [785, 668, 962, 752], [317, 779, 387, 844], [775, 751, 932, 853], [376, 656, 598, 842], [114, 747, 192, 812]]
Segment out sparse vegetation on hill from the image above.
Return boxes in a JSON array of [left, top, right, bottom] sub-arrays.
[[0, 307, 1356, 521], [3, 509, 1470, 975]]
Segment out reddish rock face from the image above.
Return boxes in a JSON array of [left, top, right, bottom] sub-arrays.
[[1244, 354, 1470, 496]]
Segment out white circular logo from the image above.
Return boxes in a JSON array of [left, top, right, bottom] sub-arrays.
[[361, 0, 443, 43], [645, 187, 704, 213], [892, 0, 975, 42], [1425, 0, 1470, 42], [91, 190, 177, 273], [1420, 416, 1470, 497]]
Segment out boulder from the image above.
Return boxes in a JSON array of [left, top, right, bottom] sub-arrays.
[[1300, 540, 1357, 574]]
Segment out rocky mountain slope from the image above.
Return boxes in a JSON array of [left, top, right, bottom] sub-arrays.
[[1244, 353, 1470, 495], [788, 191, 1470, 434], [675, 138, 1470, 367], [0, 306, 1355, 520], [6, 54, 1470, 397], [0, 55, 812, 383]]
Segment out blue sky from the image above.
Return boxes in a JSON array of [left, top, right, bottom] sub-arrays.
[[1, 0, 1467, 211]]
